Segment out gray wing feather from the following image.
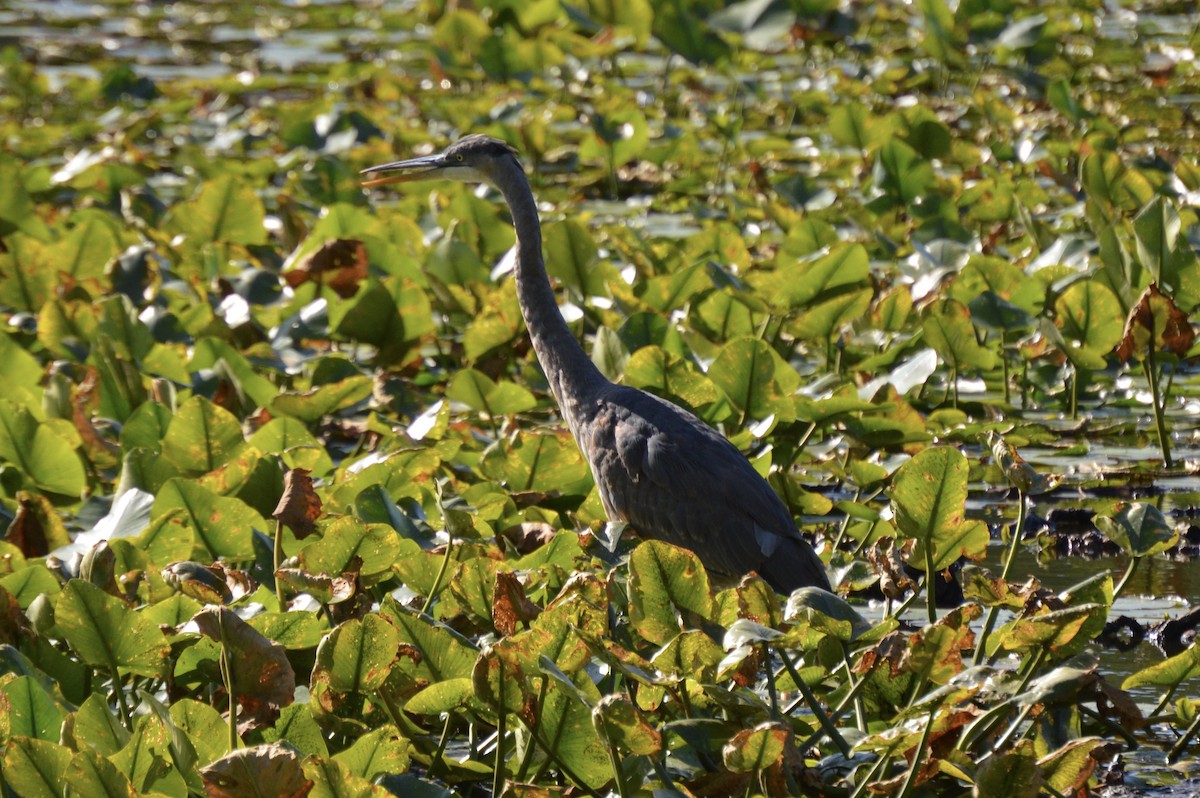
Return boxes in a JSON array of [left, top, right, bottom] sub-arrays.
[[584, 385, 829, 592]]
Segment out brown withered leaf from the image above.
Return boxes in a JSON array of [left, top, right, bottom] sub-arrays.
[[0, 584, 30, 646], [273, 468, 321, 539], [212, 378, 239, 416], [163, 562, 254, 605], [1097, 677, 1145, 730], [72, 403, 120, 469], [192, 606, 296, 714], [500, 522, 557, 555], [5, 496, 48, 557], [72, 368, 120, 468], [201, 742, 311, 798], [492, 571, 542, 636], [867, 538, 915, 601], [164, 562, 230, 607], [1115, 283, 1196, 362], [6, 492, 71, 557], [728, 644, 764, 688], [274, 568, 357, 605], [283, 238, 368, 299], [854, 630, 910, 677]]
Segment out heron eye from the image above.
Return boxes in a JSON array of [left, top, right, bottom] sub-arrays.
[[456, 154, 464, 162]]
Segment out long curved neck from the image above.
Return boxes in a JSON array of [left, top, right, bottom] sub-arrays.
[[493, 157, 608, 427]]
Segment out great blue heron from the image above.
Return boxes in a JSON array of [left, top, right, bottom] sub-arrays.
[[363, 135, 830, 594]]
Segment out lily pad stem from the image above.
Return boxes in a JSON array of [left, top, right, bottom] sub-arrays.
[[849, 753, 893, 798], [1113, 556, 1138, 599], [514, 713, 603, 797], [427, 714, 453, 779], [778, 650, 850, 757], [273, 518, 285, 608], [1144, 356, 1173, 469], [1151, 683, 1182, 720], [1168, 709, 1200, 763], [974, 489, 1027, 665], [516, 676, 551, 781], [924, 539, 937, 626], [423, 529, 456, 616], [112, 669, 132, 728], [598, 714, 632, 798], [218, 612, 238, 752], [764, 643, 781, 719], [894, 711, 935, 798], [493, 661, 507, 798]]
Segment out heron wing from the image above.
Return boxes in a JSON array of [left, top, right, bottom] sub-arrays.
[[592, 388, 806, 580]]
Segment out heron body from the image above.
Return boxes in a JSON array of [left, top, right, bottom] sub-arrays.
[[364, 135, 830, 594]]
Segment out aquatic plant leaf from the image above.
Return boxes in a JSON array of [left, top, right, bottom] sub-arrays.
[[328, 277, 433, 364], [405, 678, 475, 715], [161, 396, 245, 475], [1038, 738, 1104, 796], [0, 162, 48, 239], [771, 243, 870, 310], [921, 300, 996, 371], [3, 676, 64, 742], [592, 692, 662, 756], [892, 447, 984, 571], [974, 741, 1042, 798], [200, 742, 311, 798], [273, 467, 322, 539], [169, 697, 231, 766], [153, 480, 262, 561], [653, 0, 731, 64], [62, 693, 129, 756], [709, 337, 798, 421], [334, 725, 409, 782], [283, 237, 368, 298], [623, 346, 722, 416], [784, 588, 871, 641], [312, 613, 398, 694], [109, 714, 182, 796], [447, 368, 537, 416], [829, 102, 887, 153], [1094, 502, 1178, 558], [249, 418, 334, 477], [480, 430, 592, 495], [6, 492, 70, 557], [1114, 283, 1195, 361], [875, 138, 935, 204], [2, 737, 72, 798], [0, 400, 87, 496], [262, 704, 328, 759], [544, 219, 605, 299], [793, 287, 874, 343], [992, 606, 1104, 657], [161, 561, 235, 604], [1123, 641, 1200, 690], [1133, 196, 1195, 291], [1054, 281, 1124, 370], [192, 606, 296, 710], [722, 721, 789, 772], [56, 580, 170, 677], [298, 517, 399, 580], [270, 375, 374, 423], [167, 175, 266, 245], [628, 540, 713, 645], [651, 629, 724, 680]]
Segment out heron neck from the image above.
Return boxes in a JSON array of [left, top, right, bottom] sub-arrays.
[[495, 159, 607, 423]]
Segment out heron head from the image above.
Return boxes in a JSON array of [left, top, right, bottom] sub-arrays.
[[361, 134, 519, 189]]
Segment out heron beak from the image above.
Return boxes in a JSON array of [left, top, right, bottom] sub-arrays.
[[360, 153, 449, 188]]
